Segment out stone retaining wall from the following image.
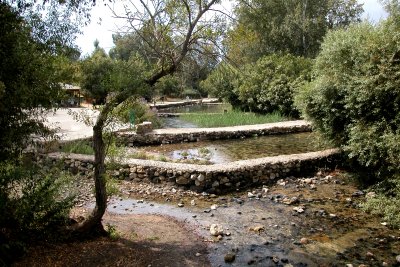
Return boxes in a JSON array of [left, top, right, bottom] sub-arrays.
[[117, 120, 312, 147], [42, 149, 341, 194]]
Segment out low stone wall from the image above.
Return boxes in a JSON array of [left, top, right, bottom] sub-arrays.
[[117, 120, 312, 147], [42, 148, 341, 194]]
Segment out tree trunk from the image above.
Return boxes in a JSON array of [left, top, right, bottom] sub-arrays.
[[71, 107, 110, 235]]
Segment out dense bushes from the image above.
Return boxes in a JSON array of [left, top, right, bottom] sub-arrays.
[[295, 22, 400, 179], [237, 54, 312, 117], [202, 55, 312, 117]]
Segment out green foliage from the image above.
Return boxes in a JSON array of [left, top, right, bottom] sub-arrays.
[[104, 175, 120, 197], [106, 223, 120, 240], [61, 140, 94, 155], [154, 75, 181, 97], [237, 54, 312, 117], [296, 21, 400, 178], [180, 110, 286, 128], [361, 176, 400, 228], [0, 162, 74, 264], [113, 98, 161, 128], [200, 63, 244, 108], [80, 47, 114, 105], [0, 3, 63, 161], [228, 0, 363, 61]]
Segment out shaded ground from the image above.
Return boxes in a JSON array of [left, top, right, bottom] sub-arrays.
[[14, 213, 210, 267], [13, 170, 400, 267]]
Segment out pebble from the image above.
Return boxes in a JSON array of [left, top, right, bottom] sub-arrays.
[[366, 251, 374, 258], [178, 203, 184, 207], [293, 206, 305, 213], [210, 224, 224, 236], [211, 204, 218, 210], [195, 252, 201, 257], [137, 199, 144, 203], [249, 225, 265, 232], [190, 200, 196, 206], [224, 253, 236, 263], [300, 237, 309, 244], [248, 192, 255, 198], [396, 255, 400, 263]]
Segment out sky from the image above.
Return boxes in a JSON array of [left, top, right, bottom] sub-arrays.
[[75, 0, 388, 57]]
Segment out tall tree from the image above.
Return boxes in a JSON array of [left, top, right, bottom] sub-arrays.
[[81, 42, 114, 105], [226, 0, 363, 63], [74, 0, 224, 233]]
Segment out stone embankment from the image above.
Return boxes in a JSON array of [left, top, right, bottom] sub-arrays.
[[117, 120, 312, 147], [41, 148, 340, 193]]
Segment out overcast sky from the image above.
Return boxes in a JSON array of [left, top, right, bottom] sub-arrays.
[[75, 0, 388, 57]]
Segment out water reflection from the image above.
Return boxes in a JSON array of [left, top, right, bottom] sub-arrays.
[[140, 132, 329, 164], [158, 103, 232, 114]]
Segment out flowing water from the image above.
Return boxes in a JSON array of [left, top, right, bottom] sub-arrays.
[[108, 172, 400, 266]]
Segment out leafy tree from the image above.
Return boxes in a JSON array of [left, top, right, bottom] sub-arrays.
[[110, 31, 219, 99], [80, 43, 114, 104], [73, 0, 224, 234], [200, 63, 243, 107], [237, 54, 312, 117], [295, 21, 400, 179], [227, 0, 363, 62], [0, 2, 61, 161], [0, 1, 93, 263]]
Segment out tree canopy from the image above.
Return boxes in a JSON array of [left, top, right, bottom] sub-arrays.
[[226, 0, 363, 64]]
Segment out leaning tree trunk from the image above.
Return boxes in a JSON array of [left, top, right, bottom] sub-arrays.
[[71, 101, 116, 234], [73, 0, 219, 235]]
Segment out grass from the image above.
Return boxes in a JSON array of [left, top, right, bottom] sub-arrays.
[[179, 110, 287, 128], [60, 140, 94, 155]]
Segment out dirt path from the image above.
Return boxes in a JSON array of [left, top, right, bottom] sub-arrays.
[[14, 213, 210, 267]]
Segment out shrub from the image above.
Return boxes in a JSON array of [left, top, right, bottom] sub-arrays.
[[0, 162, 74, 265], [361, 176, 400, 228], [113, 98, 161, 128], [237, 54, 312, 117], [295, 21, 400, 179], [61, 140, 94, 155]]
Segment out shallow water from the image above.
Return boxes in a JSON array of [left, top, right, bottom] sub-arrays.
[[137, 132, 328, 163], [107, 175, 400, 267], [159, 103, 233, 128], [158, 103, 232, 114]]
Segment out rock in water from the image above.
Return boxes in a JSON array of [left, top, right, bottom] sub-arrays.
[[210, 224, 224, 236], [224, 253, 236, 263]]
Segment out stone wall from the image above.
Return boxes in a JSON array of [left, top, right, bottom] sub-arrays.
[[42, 148, 341, 194], [117, 120, 312, 147]]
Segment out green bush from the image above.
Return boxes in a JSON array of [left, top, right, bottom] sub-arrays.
[[113, 98, 161, 128], [0, 161, 74, 265], [61, 140, 94, 155], [361, 176, 400, 228], [295, 21, 400, 178], [200, 63, 244, 109], [237, 54, 312, 117]]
